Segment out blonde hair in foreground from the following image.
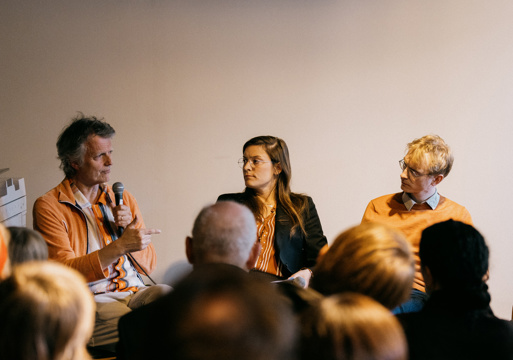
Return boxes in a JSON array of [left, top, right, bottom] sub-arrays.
[[300, 292, 407, 360], [312, 222, 414, 309], [0, 261, 95, 360]]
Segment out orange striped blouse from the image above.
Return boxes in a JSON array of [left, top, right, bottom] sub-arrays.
[[254, 207, 284, 277]]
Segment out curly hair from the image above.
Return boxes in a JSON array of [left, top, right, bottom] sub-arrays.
[[405, 134, 454, 177], [56, 113, 115, 178]]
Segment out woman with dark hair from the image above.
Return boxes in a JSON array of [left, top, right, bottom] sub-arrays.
[[218, 136, 327, 285], [7, 227, 48, 266], [397, 219, 513, 360]]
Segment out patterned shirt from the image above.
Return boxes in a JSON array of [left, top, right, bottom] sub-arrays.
[[254, 206, 284, 277], [71, 181, 144, 294]]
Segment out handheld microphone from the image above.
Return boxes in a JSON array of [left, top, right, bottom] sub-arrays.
[[111, 181, 157, 285], [112, 182, 125, 235], [272, 276, 306, 288], [113, 182, 124, 206]]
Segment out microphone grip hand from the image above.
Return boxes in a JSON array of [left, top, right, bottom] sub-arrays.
[[289, 268, 313, 288], [111, 204, 133, 229]]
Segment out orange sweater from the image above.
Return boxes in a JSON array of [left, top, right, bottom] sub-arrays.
[[361, 192, 472, 292]]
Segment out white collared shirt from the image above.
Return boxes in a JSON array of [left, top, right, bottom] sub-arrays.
[[402, 190, 440, 211]]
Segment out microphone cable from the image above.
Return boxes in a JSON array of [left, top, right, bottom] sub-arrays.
[[127, 252, 157, 286]]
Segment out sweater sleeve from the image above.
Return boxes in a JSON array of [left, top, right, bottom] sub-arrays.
[[361, 200, 378, 223]]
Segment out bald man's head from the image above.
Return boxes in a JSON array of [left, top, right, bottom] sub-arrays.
[[187, 201, 258, 269]]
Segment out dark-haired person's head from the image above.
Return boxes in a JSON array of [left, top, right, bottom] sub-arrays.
[[154, 264, 298, 360], [56, 113, 115, 178], [7, 227, 48, 266], [420, 219, 489, 294]]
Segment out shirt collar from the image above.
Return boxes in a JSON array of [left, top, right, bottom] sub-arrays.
[[67, 179, 110, 206], [402, 189, 440, 211]]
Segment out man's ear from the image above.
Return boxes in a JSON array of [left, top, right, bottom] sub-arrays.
[[432, 174, 444, 186], [245, 241, 261, 270], [185, 236, 194, 264]]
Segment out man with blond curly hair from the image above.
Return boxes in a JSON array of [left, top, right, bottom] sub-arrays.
[[362, 135, 472, 314]]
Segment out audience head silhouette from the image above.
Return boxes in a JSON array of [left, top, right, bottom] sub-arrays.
[[186, 201, 259, 270], [152, 264, 297, 360], [420, 219, 490, 305], [311, 222, 414, 309], [0, 261, 95, 360], [300, 292, 407, 360], [7, 227, 48, 266]]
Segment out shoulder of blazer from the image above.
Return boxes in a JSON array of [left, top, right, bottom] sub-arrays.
[[217, 192, 248, 204]]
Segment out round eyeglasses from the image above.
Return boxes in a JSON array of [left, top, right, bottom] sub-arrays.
[[399, 159, 432, 178], [238, 158, 274, 169]]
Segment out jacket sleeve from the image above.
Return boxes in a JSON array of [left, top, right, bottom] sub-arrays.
[[124, 190, 157, 275], [303, 196, 328, 269], [217, 193, 245, 204], [33, 196, 106, 282]]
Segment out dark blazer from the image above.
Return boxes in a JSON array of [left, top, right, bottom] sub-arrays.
[[397, 290, 513, 360], [117, 264, 249, 360], [217, 192, 327, 277]]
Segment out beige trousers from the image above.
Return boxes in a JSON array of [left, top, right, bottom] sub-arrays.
[[88, 284, 171, 348]]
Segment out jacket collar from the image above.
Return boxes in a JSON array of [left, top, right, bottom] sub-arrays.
[[57, 178, 114, 206]]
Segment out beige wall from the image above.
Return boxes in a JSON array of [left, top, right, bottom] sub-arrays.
[[1, 0, 512, 319]]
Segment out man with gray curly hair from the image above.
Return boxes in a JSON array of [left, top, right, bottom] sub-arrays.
[[33, 114, 169, 356]]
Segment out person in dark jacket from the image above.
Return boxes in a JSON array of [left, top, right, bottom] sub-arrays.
[[397, 219, 513, 360], [218, 135, 327, 286]]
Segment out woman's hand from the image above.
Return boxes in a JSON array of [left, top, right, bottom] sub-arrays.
[[288, 268, 313, 288]]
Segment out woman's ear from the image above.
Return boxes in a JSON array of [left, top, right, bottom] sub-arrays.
[[274, 162, 282, 175]]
